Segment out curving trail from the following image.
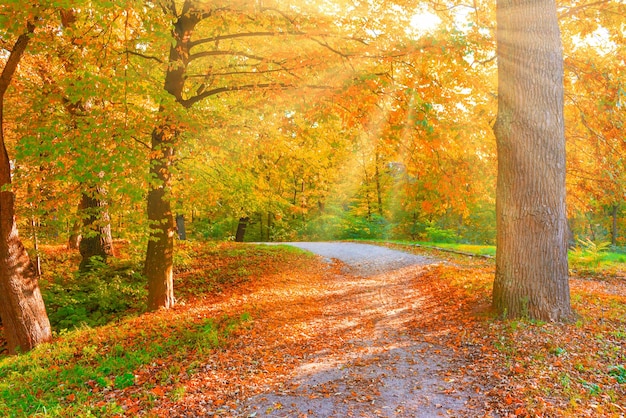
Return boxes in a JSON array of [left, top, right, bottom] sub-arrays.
[[239, 242, 488, 417]]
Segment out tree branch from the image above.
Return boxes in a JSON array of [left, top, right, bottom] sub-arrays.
[[189, 49, 270, 62], [131, 135, 152, 150], [0, 22, 35, 99], [189, 31, 306, 49], [558, 0, 611, 19], [124, 50, 165, 64], [186, 66, 304, 78], [309, 37, 354, 59], [179, 83, 332, 108]]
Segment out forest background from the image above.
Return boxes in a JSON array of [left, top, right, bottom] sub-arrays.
[[0, 0, 624, 343], [3, 0, 623, 251], [1, 1, 626, 415]]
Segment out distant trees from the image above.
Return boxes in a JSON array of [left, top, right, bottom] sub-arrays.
[[1, 0, 624, 351]]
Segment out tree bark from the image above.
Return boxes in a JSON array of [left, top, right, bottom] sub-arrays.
[[0, 23, 52, 354], [492, 0, 573, 321], [145, 125, 176, 310], [78, 186, 114, 271], [144, 6, 201, 310], [235, 217, 249, 242]]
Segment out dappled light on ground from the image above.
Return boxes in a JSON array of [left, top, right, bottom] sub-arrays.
[[1, 242, 624, 416]]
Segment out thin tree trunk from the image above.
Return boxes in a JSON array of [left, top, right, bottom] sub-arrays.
[[27, 183, 42, 276], [235, 217, 249, 242], [176, 214, 186, 240], [78, 185, 114, 271], [144, 7, 201, 311], [68, 217, 81, 249], [145, 125, 176, 310], [375, 151, 383, 217], [0, 22, 52, 354], [610, 204, 618, 246], [492, 0, 572, 321], [300, 179, 306, 223], [364, 172, 372, 221], [29, 214, 42, 277]]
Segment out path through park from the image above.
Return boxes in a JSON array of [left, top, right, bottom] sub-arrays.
[[236, 242, 490, 417]]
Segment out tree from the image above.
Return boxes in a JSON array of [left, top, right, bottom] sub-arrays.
[[0, 21, 52, 354], [140, 0, 362, 309], [78, 184, 114, 271], [492, 0, 573, 321], [561, 8, 626, 246]]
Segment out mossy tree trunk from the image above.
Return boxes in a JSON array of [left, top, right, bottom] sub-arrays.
[[78, 185, 114, 271]]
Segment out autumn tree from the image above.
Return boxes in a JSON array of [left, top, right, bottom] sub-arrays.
[[492, 0, 573, 321], [138, 0, 365, 309], [0, 19, 52, 353], [560, 0, 626, 246]]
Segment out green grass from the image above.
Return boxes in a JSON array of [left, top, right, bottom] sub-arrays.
[[385, 240, 626, 270], [413, 241, 497, 256], [0, 312, 252, 417]]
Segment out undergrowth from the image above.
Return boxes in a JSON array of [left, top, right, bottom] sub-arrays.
[[0, 241, 309, 417]]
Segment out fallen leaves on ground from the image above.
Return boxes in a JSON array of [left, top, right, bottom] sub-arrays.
[[1, 241, 624, 417]]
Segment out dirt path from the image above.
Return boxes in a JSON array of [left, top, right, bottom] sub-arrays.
[[239, 242, 489, 417]]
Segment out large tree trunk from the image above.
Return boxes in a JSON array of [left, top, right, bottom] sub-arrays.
[[145, 125, 176, 310], [492, 0, 573, 321], [0, 23, 52, 354], [78, 185, 114, 271]]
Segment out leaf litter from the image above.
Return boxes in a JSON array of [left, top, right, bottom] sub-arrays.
[[4, 241, 624, 417]]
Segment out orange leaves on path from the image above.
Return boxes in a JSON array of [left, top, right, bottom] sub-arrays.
[[6, 242, 623, 417], [395, 243, 626, 417]]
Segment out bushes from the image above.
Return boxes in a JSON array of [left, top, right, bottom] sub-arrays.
[[42, 259, 146, 331], [424, 223, 458, 243]]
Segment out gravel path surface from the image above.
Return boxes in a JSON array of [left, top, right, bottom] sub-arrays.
[[282, 242, 433, 277], [240, 242, 488, 417]]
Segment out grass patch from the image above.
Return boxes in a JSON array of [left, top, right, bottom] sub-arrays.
[[0, 311, 252, 416], [380, 239, 626, 277]]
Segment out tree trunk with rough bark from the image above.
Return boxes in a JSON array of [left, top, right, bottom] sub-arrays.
[[145, 125, 176, 310], [492, 0, 573, 321], [0, 23, 52, 354]]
